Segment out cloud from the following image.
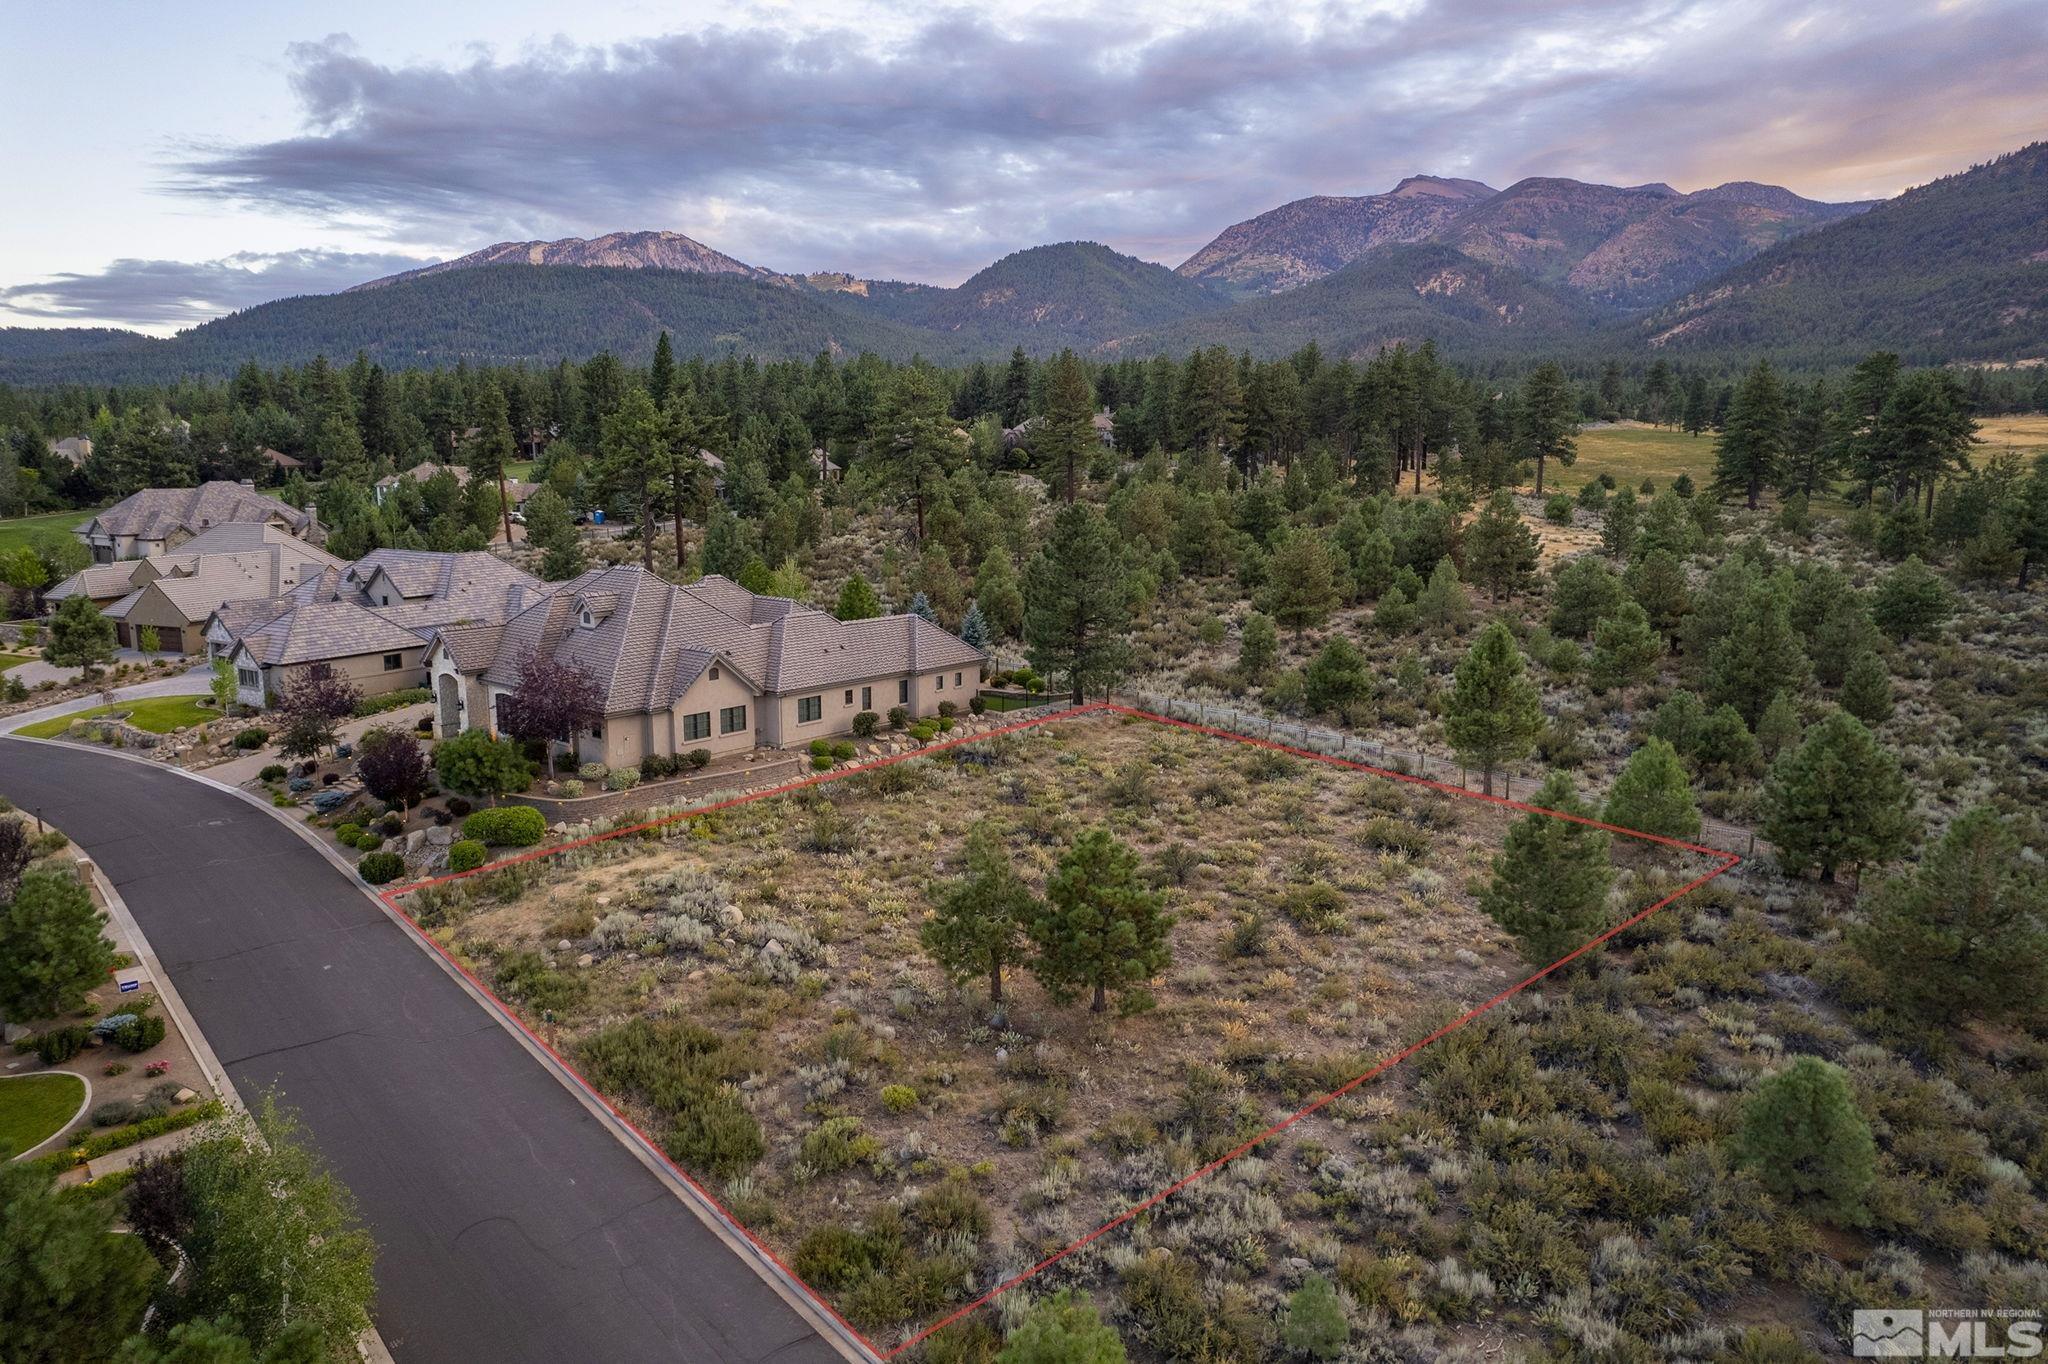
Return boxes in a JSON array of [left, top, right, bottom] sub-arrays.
[[148, 0, 2048, 286], [0, 249, 431, 328]]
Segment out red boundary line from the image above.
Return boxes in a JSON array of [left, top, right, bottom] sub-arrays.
[[378, 701, 1741, 1359]]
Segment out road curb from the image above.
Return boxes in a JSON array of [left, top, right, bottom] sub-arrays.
[[1, 734, 873, 1364]]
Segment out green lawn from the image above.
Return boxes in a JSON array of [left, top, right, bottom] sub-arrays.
[[0, 652, 33, 673], [0, 1073, 87, 1156], [15, 694, 218, 739], [0, 507, 96, 556]]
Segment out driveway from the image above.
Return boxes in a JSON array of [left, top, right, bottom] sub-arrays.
[[0, 739, 846, 1364]]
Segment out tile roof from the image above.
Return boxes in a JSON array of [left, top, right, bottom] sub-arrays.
[[346, 549, 545, 631], [464, 567, 982, 715], [84, 481, 311, 541], [237, 599, 427, 667], [45, 561, 149, 602]]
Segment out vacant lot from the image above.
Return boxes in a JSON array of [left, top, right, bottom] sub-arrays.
[[412, 713, 1698, 1350]]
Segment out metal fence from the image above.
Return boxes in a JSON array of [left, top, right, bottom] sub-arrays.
[[1101, 686, 1759, 860]]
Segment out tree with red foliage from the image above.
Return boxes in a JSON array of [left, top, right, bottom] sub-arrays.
[[496, 649, 604, 770], [356, 726, 431, 809]]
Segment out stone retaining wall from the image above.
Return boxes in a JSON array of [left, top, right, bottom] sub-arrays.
[[508, 753, 806, 822]]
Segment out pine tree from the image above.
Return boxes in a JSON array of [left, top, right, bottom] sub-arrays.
[[1626, 549, 1690, 644], [1481, 771, 1613, 964], [1000, 347, 1034, 428], [907, 591, 938, 624], [835, 574, 882, 622], [1869, 555, 1954, 642], [1730, 1056, 1875, 1226], [1261, 534, 1340, 637], [1853, 806, 2047, 1026], [649, 331, 676, 408], [1237, 612, 1277, 680], [1415, 556, 1470, 635], [1838, 650, 1895, 725], [921, 822, 1037, 1010], [1600, 484, 1638, 558], [959, 601, 989, 651], [1466, 490, 1538, 599], [1602, 738, 1700, 839], [1303, 636, 1371, 723], [1516, 363, 1578, 496], [1548, 556, 1627, 639], [0, 868, 119, 1020], [875, 362, 959, 543], [0, 1156, 158, 1361], [469, 378, 518, 544], [975, 548, 1025, 639], [1712, 360, 1788, 510], [1762, 709, 1915, 882], [1754, 691, 1801, 761], [1039, 350, 1096, 503], [1023, 504, 1131, 704], [46, 594, 115, 680], [1445, 620, 1544, 795], [1589, 600, 1662, 702], [597, 385, 666, 571], [1704, 571, 1810, 726], [1635, 489, 1699, 561], [1029, 828, 1173, 1013], [522, 486, 584, 581]]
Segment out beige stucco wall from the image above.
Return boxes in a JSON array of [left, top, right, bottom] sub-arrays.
[[762, 665, 975, 748], [580, 667, 760, 768], [250, 645, 428, 708]]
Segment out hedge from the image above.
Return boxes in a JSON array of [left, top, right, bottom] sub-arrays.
[[28, 1099, 225, 1174], [353, 687, 432, 718], [463, 805, 546, 846], [447, 839, 487, 873]]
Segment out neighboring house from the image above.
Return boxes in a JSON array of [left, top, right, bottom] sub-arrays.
[[91, 520, 348, 647], [260, 447, 303, 474], [208, 548, 546, 707], [48, 435, 93, 467], [62, 524, 347, 653], [374, 461, 538, 510], [75, 480, 319, 563], [425, 565, 985, 767], [811, 448, 842, 482]]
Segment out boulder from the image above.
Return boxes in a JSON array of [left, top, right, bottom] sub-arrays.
[[425, 825, 454, 847], [1, 1023, 28, 1045], [575, 953, 595, 968], [173, 1087, 198, 1104], [404, 829, 427, 855], [557, 939, 573, 952]]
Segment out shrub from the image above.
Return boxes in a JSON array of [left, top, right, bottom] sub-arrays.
[[852, 710, 880, 737], [812, 754, 834, 771], [687, 748, 711, 769], [1282, 883, 1349, 934], [909, 720, 939, 743], [1284, 1274, 1349, 1360], [831, 740, 856, 762], [968, 696, 986, 715], [578, 762, 608, 781], [463, 806, 546, 847], [1544, 494, 1574, 525], [938, 700, 957, 718], [665, 1087, 767, 1179], [352, 686, 432, 717], [446, 796, 473, 817], [335, 822, 365, 846], [1731, 1055, 1876, 1225], [357, 852, 404, 884], [93, 1100, 135, 1127], [1359, 817, 1431, 858], [880, 1084, 919, 1115], [33, 1024, 91, 1065], [604, 766, 640, 791], [232, 727, 268, 749], [447, 840, 488, 873], [888, 706, 909, 730], [112, 1013, 167, 1053], [800, 1117, 879, 1173]]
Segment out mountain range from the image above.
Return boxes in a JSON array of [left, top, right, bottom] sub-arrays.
[[3, 142, 2042, 383]]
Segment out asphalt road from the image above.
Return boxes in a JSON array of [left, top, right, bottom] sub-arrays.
[[0, 739, 845, 1364]]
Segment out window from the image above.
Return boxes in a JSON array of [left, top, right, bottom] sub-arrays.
[[683, 711, 711, 742], [710, 666, 721, 681], [590, 724, 603, 739], [382, 652, 403, 671], [798, 695, 823, 723], [898, 679, 909, 704], [861, 686, 872, 711], [237, 668, 259, 690], [720, 704, 747, 735], [955, 672, 962, 687], [935, 674, 944, 691], [844, 689, 854, 706]]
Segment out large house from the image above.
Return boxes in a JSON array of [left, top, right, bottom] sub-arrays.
[[76, 481, 319, 563], [372, 461, 539, 511], [426, 565, 985, 766], [209, 549, 545, 707], [45, 523, 346, 652]]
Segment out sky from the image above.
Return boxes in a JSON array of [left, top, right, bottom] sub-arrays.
[[4, 0, 2044, 334]]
